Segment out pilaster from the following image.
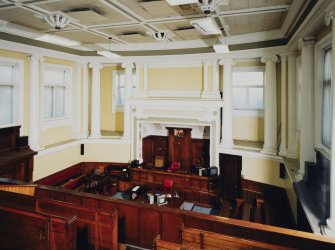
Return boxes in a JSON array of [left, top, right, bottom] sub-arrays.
[[219, 58, 236, 148], [287, 54, 298, 158], [297, 37, 315, 180], [89, 62, 103, 138], [261, 55, 279, 155], [28, 54, 44, 151], [279, 55, 287, 156]]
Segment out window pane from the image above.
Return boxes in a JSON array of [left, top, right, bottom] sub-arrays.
[[44, 86, 53, 119], [233, 88, 247, 109], [248, 88, 264, 110], [0, 86, 13, 124], [54, 86, 65, 117], [322, 49, 332, 148], [0, 65, 14, 83], [119, 74, 125, 87], [45, 69, 66, 84], [233, 71, 263, 86], [119, 87, 125, 105]]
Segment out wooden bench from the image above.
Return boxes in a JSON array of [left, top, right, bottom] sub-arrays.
[[0, 189, 118, 250], [60, 173, 87, 189], [181, 226, 297, 250], [153, 235, 200, 250], [36, 164, 83, 186], [35, 185, 335, 250], [0, 203, 77, 250]]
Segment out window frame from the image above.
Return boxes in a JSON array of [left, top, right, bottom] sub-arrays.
[[41, 63, 72, 130], [112, 69, 136, 113], [232, 66, 265, 117], [315, 32, 332, 159], [0, 57, 24, 130]]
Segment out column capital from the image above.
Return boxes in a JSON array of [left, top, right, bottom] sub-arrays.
[[261, 55, 279, 64], [298, 37, 315, 50], [219, 58, 235, 66], [325, 3, 335, 26], [121, 62, 135, 69], [89, 62, 103, 69], [280, 54, 287, 61], [203, 59, 216, 66], [89, 62, 102, 69], [28, 55, 44, 63]]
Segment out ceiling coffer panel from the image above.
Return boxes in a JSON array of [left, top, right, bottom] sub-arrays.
[[35, 0, 131, 25], [0, 7, 50, 30], [98, 25, 155, 43], [118, 0, 200, 19], [56, 30, 108, 44]]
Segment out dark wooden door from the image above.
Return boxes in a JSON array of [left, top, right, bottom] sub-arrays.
[[190, 139, 210, 168], [142, 137, 153, 165], [219, 153, 242, 200]]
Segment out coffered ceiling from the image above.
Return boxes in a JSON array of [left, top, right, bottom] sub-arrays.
[[0, 0, 316, 56]]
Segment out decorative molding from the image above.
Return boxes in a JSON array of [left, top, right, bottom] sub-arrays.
[[121, 62, 135, 69], [261, 55, 279, 63], [298, 36, 315, 50], [219, 58, 236, 66], [89, 62, 103, 69], [325, 2, 335, 26], [146, 90, 202, 98], [147, 61, 202, 68]]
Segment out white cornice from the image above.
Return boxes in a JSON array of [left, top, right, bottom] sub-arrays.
[[288, 0, 332, 51], [0, 39, 81, 62]]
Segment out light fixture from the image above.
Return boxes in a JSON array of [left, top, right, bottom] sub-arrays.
[[44, 12, 71, 30], [97, 37, 121, 59], [198, 0, 220, 15], [213, 44, 229, 53], [190, 17, 221, 35], [166, 0, 198, 6], [149, 31, 172, 42], [97, 50, 121, 59], [35, 34, 80, 46]]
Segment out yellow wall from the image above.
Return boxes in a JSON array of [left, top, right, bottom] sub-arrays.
[[100, 65, 124, 132], [33, 144, 83, 181], [148, 67, 202, 91], [100, 65, 115, 131], [40, 127, 74, 147], [242, 157, 285, 188], [233, 116, 264, 141], [84, 143, 131, 162]]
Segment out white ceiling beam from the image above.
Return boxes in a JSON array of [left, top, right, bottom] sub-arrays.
[[217, 5, 291, 17]]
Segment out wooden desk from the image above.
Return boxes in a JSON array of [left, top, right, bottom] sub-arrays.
[[130, 168, 219, 207], [123, 184, 184, 209]]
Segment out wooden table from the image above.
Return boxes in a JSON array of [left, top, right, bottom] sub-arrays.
[[123, 184, 184, 209]]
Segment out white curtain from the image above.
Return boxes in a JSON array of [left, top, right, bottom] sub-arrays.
[[322, 48, 332, 148]]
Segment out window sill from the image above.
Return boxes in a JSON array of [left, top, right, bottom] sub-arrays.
[[233, 110, 264, 118], [41, 117, 72, 130]]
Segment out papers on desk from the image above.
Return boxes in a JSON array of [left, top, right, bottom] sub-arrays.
[[180, 201, 194, 211]]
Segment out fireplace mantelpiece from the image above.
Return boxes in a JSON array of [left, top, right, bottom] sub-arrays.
[[129, 98, 223, 167]]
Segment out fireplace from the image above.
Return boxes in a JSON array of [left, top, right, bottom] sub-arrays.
[[129, 98, 223, 167]]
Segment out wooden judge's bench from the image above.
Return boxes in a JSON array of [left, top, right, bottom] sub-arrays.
[[0, 126, 36, 182], [130, 168, 219, 207]]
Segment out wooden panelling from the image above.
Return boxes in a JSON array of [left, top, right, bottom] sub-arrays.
[[0, 126, 36, 182], [130, 168, 219, 207], [139, 208, 161, 248], [0, 184, 36, 196], [35, 185, 335, 249], [118, 203, 140, 244], [0, 203, 77, 250], [161, 212, 183, 243]]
